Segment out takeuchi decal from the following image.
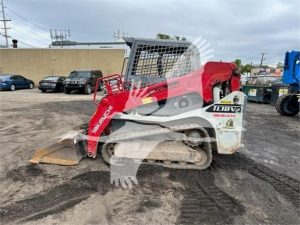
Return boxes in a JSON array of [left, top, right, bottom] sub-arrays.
[[206, 104, 242, 113], [92, 105, 113, 133], [147, 82, 178, 95], [212, 114, 235, 118]]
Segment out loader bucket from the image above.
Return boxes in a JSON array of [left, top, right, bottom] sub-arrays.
[[30, 138, 83, 166]]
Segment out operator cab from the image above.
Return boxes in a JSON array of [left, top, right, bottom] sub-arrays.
[[123, 38, 200, 88]]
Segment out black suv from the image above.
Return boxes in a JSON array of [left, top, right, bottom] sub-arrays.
[[63, 70, 103, 94]]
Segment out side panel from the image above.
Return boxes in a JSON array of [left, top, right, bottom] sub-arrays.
[[202, 91, 246, 154], [88, 62, 240, 158], [282, 51, 300, 86], [114, 91, 246, 155]]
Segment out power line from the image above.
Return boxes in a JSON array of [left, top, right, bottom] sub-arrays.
[[6, 6, 49, 33], [18, 40, 35, 48], [11, 23, 48, 40], [3, 5, 51, 47], [7, 36, 35, 48], [12, 29, 48, 45], [0, 3, 47, 48], [11, 21, 50, 45], [12, 20, 48, 37], [10, 28, 49, 46]]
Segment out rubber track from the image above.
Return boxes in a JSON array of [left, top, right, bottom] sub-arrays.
[[102, 123, 213, 170]]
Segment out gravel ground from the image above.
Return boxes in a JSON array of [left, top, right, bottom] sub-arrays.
[[0, 89, 299, 225]]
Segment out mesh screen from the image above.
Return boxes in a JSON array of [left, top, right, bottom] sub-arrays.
[[131, 43, 200, 78]]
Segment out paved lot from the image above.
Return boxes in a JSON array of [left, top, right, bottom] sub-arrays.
[[0, 89, 299, 225]]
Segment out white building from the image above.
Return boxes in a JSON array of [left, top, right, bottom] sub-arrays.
[[50, 40, 130, 57]]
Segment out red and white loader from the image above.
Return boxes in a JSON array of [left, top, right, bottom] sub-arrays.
[[31, 38, 246, 170]]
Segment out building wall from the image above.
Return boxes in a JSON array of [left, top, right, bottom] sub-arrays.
[[0, 48, 125, 84]]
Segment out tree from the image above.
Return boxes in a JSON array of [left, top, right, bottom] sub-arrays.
[[181, 37, 187, 41], [156, 33, 187, 41], [277, 62, 283, 69], [234, 59, 242, 68], [233, 59, 252, 74], [174, 36, 180, 41], [241, 64, 252, 74], [156, 33, 172, 40]]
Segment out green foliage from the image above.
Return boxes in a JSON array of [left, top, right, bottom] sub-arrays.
[[234, 59, 242, 68], [174, 36, 180, 41], [241, 64, 252, 73], [277, 62, 283, 68], [156, 33, 172, 40], [156, 33, 187, 41], [233, 59, 252, 74]]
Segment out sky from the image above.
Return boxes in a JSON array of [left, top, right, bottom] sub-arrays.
[[1, 0, 300, 66]]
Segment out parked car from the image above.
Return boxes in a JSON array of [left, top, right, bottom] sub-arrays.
[[0, 74, 34, 91], [38, 76, 66, 93], [63, 70, 103, 94]]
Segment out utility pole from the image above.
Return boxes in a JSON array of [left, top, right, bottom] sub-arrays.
[[259, 52, 268, 68], [249, 61, 253, 80], [0, 0, 11, 47]]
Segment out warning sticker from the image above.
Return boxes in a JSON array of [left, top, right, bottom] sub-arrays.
[[278, 88, 288, 96], [220, 100, 233, 104], [142, 97, 153, 104], [248, 89, 257, 96]]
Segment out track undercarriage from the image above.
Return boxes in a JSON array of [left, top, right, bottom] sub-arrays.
[[101, 122, 213, 170]]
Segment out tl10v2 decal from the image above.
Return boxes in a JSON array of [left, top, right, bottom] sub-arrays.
[[206, 104, 242, 113]]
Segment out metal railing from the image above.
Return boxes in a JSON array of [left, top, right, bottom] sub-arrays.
[[93, 74, 124, 105]]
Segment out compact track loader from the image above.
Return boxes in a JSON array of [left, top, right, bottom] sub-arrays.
[[31, 38, 246, 170]]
